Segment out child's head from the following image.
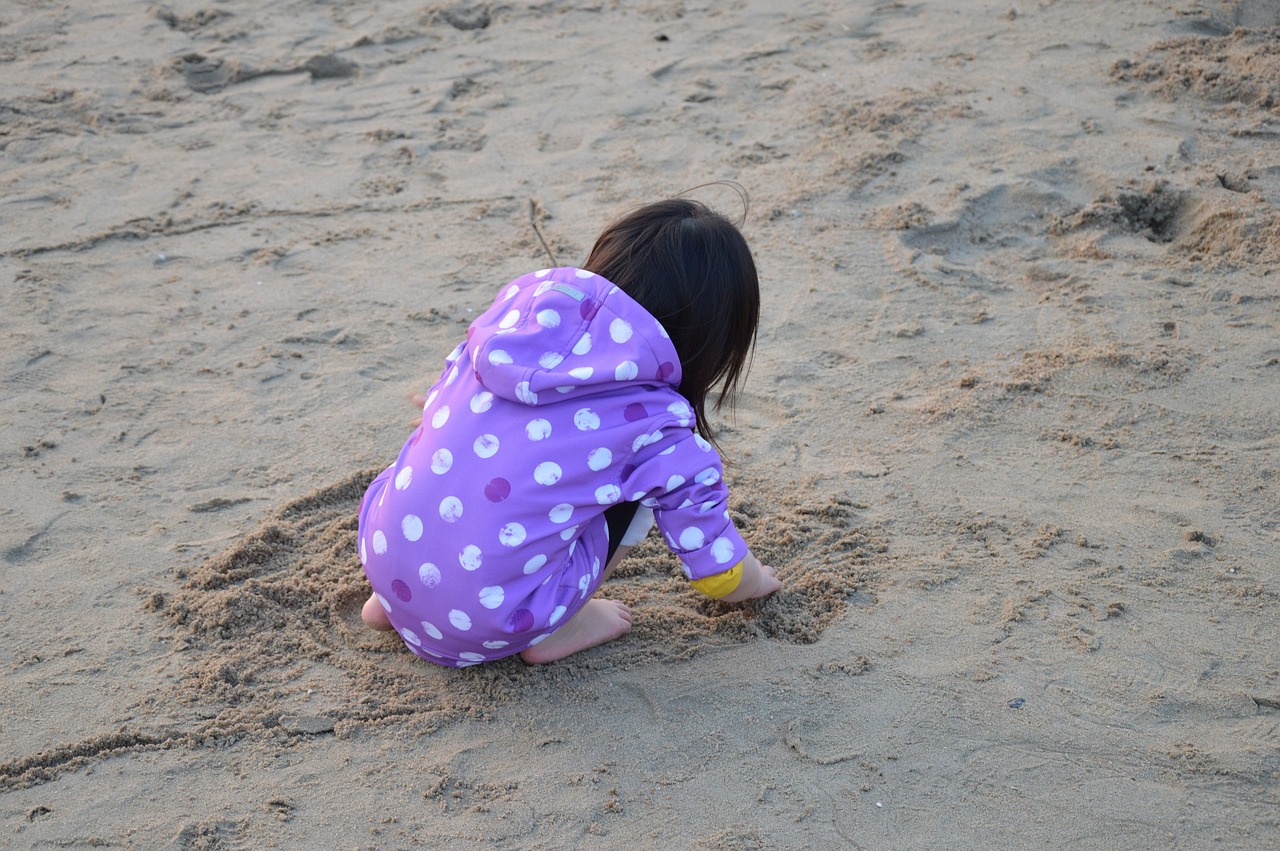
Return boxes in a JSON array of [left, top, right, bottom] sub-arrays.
[[584, 198, 760, 445]]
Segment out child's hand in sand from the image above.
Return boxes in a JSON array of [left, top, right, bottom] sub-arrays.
[[718, 552, 781, 603]]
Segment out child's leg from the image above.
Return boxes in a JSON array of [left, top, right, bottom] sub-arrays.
[[519, 506, 654, 664], [362, 593, 395, 631], [518, 597, 632, 664]]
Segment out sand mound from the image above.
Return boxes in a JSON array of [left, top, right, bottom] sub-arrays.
[[1112, 28, 1280, 115], [150, 469, 884, 739], [1048, 179, 1280, 268]]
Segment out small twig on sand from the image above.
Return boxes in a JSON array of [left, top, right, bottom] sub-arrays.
[[174, 532, 239, 551], [529, 198, 559, 267]]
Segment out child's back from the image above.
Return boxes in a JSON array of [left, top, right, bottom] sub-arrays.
[[360, 199, 781, 665]]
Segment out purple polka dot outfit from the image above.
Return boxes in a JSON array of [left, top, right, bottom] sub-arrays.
[[358, 267, 749, 666]]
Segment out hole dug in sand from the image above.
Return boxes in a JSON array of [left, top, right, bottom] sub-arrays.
[[155, 469, 886, 737]]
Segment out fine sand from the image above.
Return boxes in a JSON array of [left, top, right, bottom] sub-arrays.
[[3, 0, 1278, 847]]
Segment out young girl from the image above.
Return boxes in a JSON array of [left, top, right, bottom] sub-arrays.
[[357, 198, 781, 666]]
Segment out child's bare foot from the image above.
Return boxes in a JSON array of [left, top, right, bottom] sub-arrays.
[[519, 598, 632, 665], [361, 593, 395, 631]]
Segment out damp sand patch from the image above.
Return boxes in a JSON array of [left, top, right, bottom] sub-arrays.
[[148, 469, 886, 739]]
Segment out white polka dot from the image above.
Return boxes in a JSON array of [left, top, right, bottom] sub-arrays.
[[372, 530, 388, 555], [698, 500, 719, 514], [660, 445, 677, 456], [524, 553, 548, 574], [711, 537, 735, 564], [656, 321, 670, 339], [633, 430, 663, 451], [499, 522, 527, 547], [534, 461, 562, 486], [470, 391, 494, 413], [478, 586, 505, 609], [431, 406, 450, 428], [549, 503, 573, 524], [574, 408, 601, 431], [695, 467, 721, 486], [556, 386, 575, 393], [425, 388, 438, 408], [440, 496, 464, 523], [395, 466, 413, 490], [402, 514, 423, 541], [630, 491, 646, 501], [666, 474, 686, 492], [592, 557, 601, 578], [559, 525, 579, 541], [419, 563, 441, 588], [535, 269, 551, 278], [595, 484, 621, 505], [459, 544, 482, 571], [474, 434, 500, 458], [615, 361, 639, 381], [488, 349, 513, 365], [444, 366, 460, 386], [539, 352, 564, 369], [449, 609, 472, 631], [528, 633, 549, 645], [587, 447, 612, 471], [400, 627, 422, 647], [668, 401, 692, 420], [483, 640, 510, 650], [578, 574, 591, 595], [575, 268, 594, 278], [610, 318, 633, 343], [536, 309, 561, 328], [421, 620, 443, 640], [376, 593, 391, 612], [694, 435, 713, 452], [431, 448, 453, 474], [503, 283, 521, 299], [525, 418, 552, 440], [445, 343, 464, 362], [549, 605, 568, 625], [515, 381, 538, 405], [572, 333, 592, 356], [679, 527, 706, 550], [568, 366, 594, 381], [359, 537, 367, 565], [459, 651, 486, 662], [499, 309, 520, 329]]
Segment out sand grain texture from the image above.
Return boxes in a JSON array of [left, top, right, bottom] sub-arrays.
[[2, 0, 1278, 847]]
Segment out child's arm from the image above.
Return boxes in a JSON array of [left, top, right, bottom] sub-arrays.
[[690, 551, 780, 603]]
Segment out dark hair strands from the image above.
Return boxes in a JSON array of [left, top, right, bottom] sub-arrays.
[[583, 190, 760, 454]]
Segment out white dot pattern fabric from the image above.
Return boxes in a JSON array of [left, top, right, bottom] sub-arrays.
[[357, 268, 749, 667]]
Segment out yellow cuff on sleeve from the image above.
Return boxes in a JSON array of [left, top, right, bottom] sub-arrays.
[[689, 561, 744, 599]]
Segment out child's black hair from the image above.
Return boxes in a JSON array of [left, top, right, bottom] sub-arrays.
[[583, 198, 759, 449]]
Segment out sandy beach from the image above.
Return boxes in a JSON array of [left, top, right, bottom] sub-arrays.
[[2, 0, 1278, 846]]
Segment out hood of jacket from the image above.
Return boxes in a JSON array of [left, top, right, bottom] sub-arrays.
[[467, 267, 683, 406]]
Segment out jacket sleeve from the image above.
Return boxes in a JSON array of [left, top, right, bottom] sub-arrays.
[[618, 425, 750, 581]]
